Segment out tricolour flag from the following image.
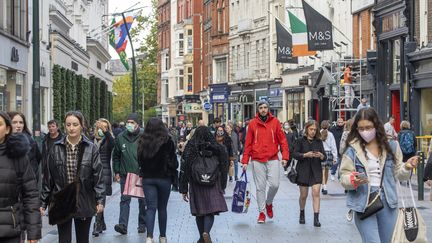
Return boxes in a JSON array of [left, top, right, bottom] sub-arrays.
[[302, 0, 333, 51], [288, 11, 316, 57], [109, 16, 134, 70]]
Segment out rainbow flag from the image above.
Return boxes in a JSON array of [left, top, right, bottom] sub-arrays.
[[109, 16, 134, 70]]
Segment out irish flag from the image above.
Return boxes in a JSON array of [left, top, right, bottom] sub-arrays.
[[288, 11, 316, 57]]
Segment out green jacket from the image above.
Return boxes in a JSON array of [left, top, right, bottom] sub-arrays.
[[112, 128, 143, 176]]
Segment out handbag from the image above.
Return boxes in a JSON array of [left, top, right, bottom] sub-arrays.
[[392, 181, 428, 243], [357, 160, 386, 220], [287, 159, 298, 184], [123, 172, 145, 198], [48, 144, 84, 225], [232, 171, 248, 213]]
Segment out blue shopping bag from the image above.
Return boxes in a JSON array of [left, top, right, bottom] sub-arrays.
[[231, 171, 248, 213]]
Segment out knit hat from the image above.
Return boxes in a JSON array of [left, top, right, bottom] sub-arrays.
[[257, 100, 269, 108], [127, 113, 140, 124]]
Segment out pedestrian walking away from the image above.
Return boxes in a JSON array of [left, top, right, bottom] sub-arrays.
[[241, 100, 289, 224], [137, 118, 179, 243], [225, 124, 240, 181], [179, 126, 229, 243], [320, 120, 338, 195], [0, 111, 41, 243], [329, 118, 345, 181], [215, 126, 234, 182], [292, 120, 326, 227], [40, 111, 105, 243], [283, 121, 296, 175], [398, 120, 417, 163], [92, 118, 115, 237], [340, 108, 418, 243], [8, 112, 42, 182], [112, 113, 147, 235]]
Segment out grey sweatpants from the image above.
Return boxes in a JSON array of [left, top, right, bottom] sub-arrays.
[[252, 160, 280, 212]]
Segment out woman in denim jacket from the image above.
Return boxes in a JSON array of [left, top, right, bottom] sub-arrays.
[[340, 108, 418, 243]]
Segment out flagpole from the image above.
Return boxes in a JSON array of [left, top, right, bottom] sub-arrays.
[[267, 10, 292, 33], [121, 12, 138, 113]]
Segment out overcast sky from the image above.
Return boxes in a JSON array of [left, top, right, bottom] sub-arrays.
[[108, 0, 152, 59]]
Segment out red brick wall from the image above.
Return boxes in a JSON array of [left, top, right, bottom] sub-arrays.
[[203, 1, 212, 90], [353, 9, 373, 58], [192, 0, 203, 94], [157, 0, 171, 105]]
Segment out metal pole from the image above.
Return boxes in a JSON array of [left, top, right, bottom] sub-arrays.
[[121, 13, 137, 113], [32, 0, 41, 134], [418, 151, 425, 201]]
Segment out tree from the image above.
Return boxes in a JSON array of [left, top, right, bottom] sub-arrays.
[[112, 75, 133, 122]]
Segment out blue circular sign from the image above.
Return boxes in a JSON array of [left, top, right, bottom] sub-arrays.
[[203, 102, 212, 111]]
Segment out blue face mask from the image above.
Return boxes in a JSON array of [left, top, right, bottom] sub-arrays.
[[126, 123, 136, 133]]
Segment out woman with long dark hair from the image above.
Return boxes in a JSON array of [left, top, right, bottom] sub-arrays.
[[40, 111, 105, 243], [0, 111, 41, 243], [215, 126, 234, 182], [8, 112, 42, 181], [292, 120, 326, 227], [179, 126, 228, 243], [137, 118, 178, 243], [340, 108, 418, 242], [92, 118, 115, 236]]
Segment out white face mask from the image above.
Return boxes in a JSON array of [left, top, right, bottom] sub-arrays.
[[359, 128, 376, 143]]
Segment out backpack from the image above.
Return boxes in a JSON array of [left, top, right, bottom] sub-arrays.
[[191, 150, 220, 186], [399, 131, 415, 154]]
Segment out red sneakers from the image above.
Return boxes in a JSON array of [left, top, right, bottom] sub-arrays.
[[266, 204, 273, 218], [257, 212, 266, 224]]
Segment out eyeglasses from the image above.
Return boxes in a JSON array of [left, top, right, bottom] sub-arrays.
[[357, 126, 374, 132]]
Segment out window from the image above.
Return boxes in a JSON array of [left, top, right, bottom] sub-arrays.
[[392, 39, 401, 84], [187, 29, 193, 54], [165, 53, 169, 71], [245, 43, 250, 67], [97, 61, 102, 70], [177, 69, 184, 90], [178, 33, 184, 56], [1, 0, 27, 40], [187, 67, 193, 92], [214, 58, 227, 83], [163, 80, 169, 103], [71, 61, 78, 71], [256, 40, 260, 70]]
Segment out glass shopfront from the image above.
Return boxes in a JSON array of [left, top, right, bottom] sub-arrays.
[[421, 88, 432, 135], [286, 91, 305, 127]]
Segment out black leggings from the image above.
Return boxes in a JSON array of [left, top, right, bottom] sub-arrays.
[[58, 217, 92, 243], [195, 214, 215, 235]]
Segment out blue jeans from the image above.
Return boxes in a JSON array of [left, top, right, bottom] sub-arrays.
[[354, 187, 397, 243], [119, 176, 146, 228], [142, 178, 172, 238], [234, 158, 239, 179], [331, 158, 341, 176]]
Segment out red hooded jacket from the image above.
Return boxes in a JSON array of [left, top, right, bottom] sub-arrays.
[[241, 112, 289, 164]]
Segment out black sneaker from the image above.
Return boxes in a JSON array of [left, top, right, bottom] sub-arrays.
[[229, 177, 233, 182], [92, 222, 102, 237], [322, 189, 328, 195], [114, 224, 127, 235], [138, 225, 146, 234]]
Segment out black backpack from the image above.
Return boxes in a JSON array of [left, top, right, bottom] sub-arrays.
[[191, 150, 220, 186]]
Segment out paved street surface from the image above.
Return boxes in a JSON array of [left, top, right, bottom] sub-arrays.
[[41, 165, 432, 243]]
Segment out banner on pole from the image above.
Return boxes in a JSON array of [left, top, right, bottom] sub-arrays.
[[275, 18, 298, 64], [302, 0, 334, 51]]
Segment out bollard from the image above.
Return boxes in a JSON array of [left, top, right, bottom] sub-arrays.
[[417, 151, 425, 201]]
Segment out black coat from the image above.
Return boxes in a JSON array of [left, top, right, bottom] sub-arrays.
[[284, 131, 296, 159], [424, 155, 432, 182], [95, 131, 114, 196], [329, 125, 344, 155], [41, 136, 105, 219], [0, 134, 41, 240], [138, 139, 179, 186], [292, 137, 326, 187], [24, 133, 42, 179]]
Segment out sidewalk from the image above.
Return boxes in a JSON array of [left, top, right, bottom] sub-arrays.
[[40, 165, 432, 242]]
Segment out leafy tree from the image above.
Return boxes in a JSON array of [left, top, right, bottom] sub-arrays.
[[112, 75, 132, 122]]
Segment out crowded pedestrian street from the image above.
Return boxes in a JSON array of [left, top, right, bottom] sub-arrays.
[[39, 166, 432, 243]]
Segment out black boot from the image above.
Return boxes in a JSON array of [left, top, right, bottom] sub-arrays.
[[314, 213, 321, 227], [92, 221, 102, 237], [299, 210, 305, 224]]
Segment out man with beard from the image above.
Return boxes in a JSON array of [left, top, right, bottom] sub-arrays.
[[241, 100, 289, 224]]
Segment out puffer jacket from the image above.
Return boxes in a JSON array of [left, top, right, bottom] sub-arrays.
[[95, 131, 114, 196], [40, 136, 105, 218], [241, 112, 289, 164], [0, 134, 41, 240], [24, 133, 42, 180]]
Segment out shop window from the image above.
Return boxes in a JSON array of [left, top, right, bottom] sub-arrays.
[[392, 39, 401, 84], [178, 33, 184, 56], [421, 89, 432, 135], [187, 29, 193, 54], [214, 58, 227, 83], [287, 92, 305, 127], [187, 67, 193, 92], [177, 69, 184, 90]]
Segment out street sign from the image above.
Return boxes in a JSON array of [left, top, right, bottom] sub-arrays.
[[203, 102, 212, 111]]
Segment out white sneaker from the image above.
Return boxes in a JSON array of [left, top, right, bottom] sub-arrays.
[[346, 209, 353, 222], [145, 237, 153, 243], [284, 170, 288, 175], [330, 175, 335, 181], [159, 236, 167, 243]]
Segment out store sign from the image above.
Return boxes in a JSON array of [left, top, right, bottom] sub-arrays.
[[228, 94, 239, 103], [239, 94, 254, 103], [184, 103, 203, 113], [11, 47, 19, 62], [203, 102, 212, 111], [351, 0, 374, 14]]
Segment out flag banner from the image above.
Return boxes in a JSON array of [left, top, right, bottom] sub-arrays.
[[302, 0, 333, 51], [288, 11, 316, 57], [109, 17, 134, 70], [275, 19, 298, 63]]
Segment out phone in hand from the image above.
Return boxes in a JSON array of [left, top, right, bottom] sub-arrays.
[[356, 172, 367, 180]]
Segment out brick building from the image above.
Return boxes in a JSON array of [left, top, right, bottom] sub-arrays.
[[157, 0, 171, 121]]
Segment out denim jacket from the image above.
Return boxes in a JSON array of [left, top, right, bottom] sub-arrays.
[[340, 139, 411, 213]]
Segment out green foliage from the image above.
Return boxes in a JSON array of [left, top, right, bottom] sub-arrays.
[[52, 65, 62, 127], [112, 75, 132, 122], [143, 107, 157, 124]]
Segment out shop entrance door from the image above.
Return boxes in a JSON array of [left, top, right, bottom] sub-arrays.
[[243, 104, 253, 120], [391, 90, 401, 132]]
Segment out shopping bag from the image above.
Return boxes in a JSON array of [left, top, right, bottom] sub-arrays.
[[392, 181, 428, 243], [123, 173, 145, 198], [231, 171, 248, 213]]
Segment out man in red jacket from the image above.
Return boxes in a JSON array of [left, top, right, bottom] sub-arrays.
[[241, 100, 289, 223]]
